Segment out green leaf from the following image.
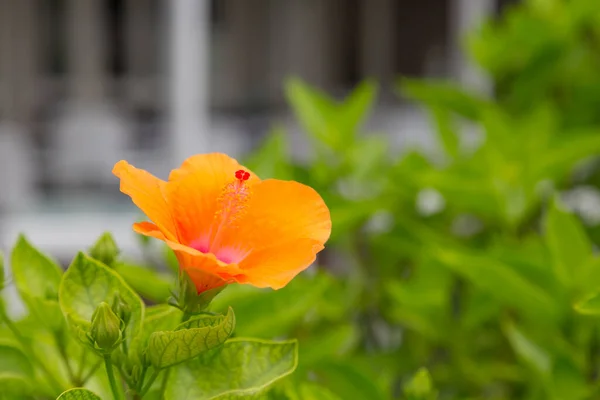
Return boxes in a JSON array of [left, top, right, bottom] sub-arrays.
[[404, 368, 437, 400], [58, 252, 145, 347], [503, 321, 552, 378], [430, 107, 459, 158], [285, 77, 338, 148], [11, 235, 62, 301], [56, 388, 102, 400], [337, 79, 378, 135], [0, 342, 34, 396], [433, 246, 559, 322], [178, 312, 228, 330], [88, 232, 119, 267], [574, 290, 600, 315], [544, 198, 592, 289], [211, 274, 331, 338], [114, 263, 173, 303], [244, 126, 294, 180], [165, 338, 298, 400], [148, 307, 235, 369], [11, 236, 65, 331], [398, 78, 487, 120], [132, 304, 182, 356], [315, 361, 388, 400], [276, 382, 342, 400]]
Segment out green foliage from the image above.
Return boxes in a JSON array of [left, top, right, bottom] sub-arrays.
[[238, 1, 600, 396], [3, 1, 600, 399], [164, 338, 298, 400], [56, 388, 102, 400], [0, 234, 301, 399], [59, 253, 145, 350], [11, 236, 64, 332], [148, 307, 235, 369], [403, 368, 437, 400], [0, 342, 34, 396], [88, 232, 119, 267]]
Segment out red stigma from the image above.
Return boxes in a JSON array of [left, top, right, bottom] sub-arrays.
[[235, 169, 250, 181]]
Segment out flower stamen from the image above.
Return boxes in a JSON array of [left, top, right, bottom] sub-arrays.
[[208, 170, 252, 253]]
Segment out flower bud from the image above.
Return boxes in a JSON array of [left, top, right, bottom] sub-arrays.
[[89, 233, 119, 267], [111, 295, 131, 328], [89, 302, 123, 353]]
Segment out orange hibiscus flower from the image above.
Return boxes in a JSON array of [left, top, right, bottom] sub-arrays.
[[113, 153, 331, 293]]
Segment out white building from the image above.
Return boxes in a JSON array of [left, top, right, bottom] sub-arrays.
[[0, 0, 503, 261]]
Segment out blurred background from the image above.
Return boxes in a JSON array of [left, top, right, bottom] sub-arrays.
[[0, 0, 502, 259], [5, 0, 600, 399]]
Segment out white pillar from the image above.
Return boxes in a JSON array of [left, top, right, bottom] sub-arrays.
[[449, 0, 495, 94], [167, 0, 211, 163], [52, 0, 128, 185]]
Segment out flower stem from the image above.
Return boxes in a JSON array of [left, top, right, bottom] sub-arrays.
[[159, 369, 171, 397], [139, 369, 160, 397], [80, 359, 102, 385], [104, 355, 125, 400]]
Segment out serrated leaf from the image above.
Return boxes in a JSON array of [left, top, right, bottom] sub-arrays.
[[178, 313, 227, 330], [165, 338, 298, 400], [58, 252, 144, 347], [131, 304, 182, 357], [545, 198, 592, 289], [56, 388, 102, 400], [148, 307, 235, 369]]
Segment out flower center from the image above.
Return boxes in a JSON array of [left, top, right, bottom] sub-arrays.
[[205, 170, 252, 257]]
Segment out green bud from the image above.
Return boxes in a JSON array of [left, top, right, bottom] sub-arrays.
[[89, 232, 119, 267], [89, 302, 123, 354], [111, 294, 131, 327]]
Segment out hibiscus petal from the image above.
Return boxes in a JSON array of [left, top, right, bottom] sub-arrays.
[[113, 161, 178, 241], [216, 179, 331, 253], [166, 153, 260, 246], [237, 239, 324, 289], [133, 221, 167, 240], [164, 239, 245, 280]]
